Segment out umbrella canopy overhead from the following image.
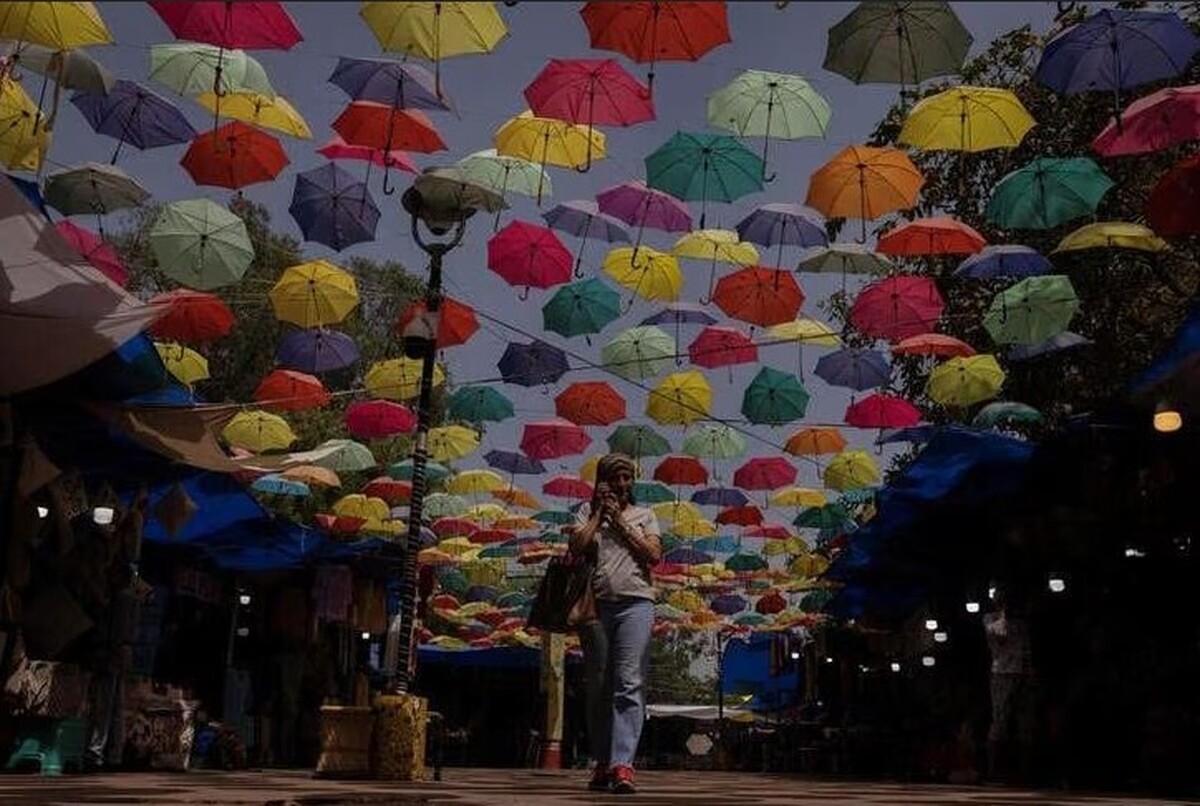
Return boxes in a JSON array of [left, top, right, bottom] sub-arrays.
[[149, 199, 254, 291], [741, 366, 810, 425], [150, 0, 302, 49], [1092, 85, 1200, 157], [542, 278, 622, 339], [823, 1, 972, 87], [329, 55, 449, 111], [898, 86, 1035, 152], [850, 275, 945, 342], [806, 145, 924, 237], [983, 275, 1080, 346], [646, 369, 713, 426], [645, 131, 765, 228], [70, 79, 196, 160], [269, 260, 359, 328], [0, 3, 112, 49], [524, 57, 655, 130], [288, 162, 380, 252], [149, 42, 275, 97], [276, 328, 359, 374], [986, 157, 1114, 230], [926, 354, 1006, 407], [1053, 221, 1168, 254]]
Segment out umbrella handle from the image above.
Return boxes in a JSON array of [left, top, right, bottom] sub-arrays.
[[382, 169, 396, 196], [518, 285, 531, 301]]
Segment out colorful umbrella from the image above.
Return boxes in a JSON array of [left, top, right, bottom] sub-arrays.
[[982, 275, 1080, 346], [1147, 153, 1200, 237], [396, 296, 479, 349], [148, 290, 235, 343], [148, 42, 274, 97], [554, 381, 626, 426], [269, 259, 359, 328], [602, 246, 683, 302], [8, 42, 115, 96], [691, 485, 747, 508], [181, 122, 289, 191], [252, 474, 309, 497], [736, 203, 828, 269], [0, 77, 46, 171], [150, 199, 254, 291], [276, 328, 360, 374], [734, 457, 796, 492], [345, 400, 417, 439], [823, 450, 880, 492], [154, 341, 209, 386], [602, 325, 675, 380], [645, 131, 765, 228], [712, 266, 804, 328], [392, 458, 452, 482], [646, 370, 713, 426], [741, 366, 810, 425], [542, 278, 622, 340], [520, 420, 592, 460], [288, 162, 380, 251], [823, 1, 972, 89], [195, 91, 312, 138], [688, 326, 757, 371], [253, 369, 329, 412], [363, 476, 412, 505], [973, 401, 1044, 428], [717, 506, 763, 527], [769, 486, 826, 508], [596, 179, 692, 254], [985, 157, 1114, 230], [223, 410, 297, 453], [328, 56, 448, 111], [849, 275, 945, 342], [458, 149, 550, 228], [798, 243, 893, 276], [844, 393, 921, 428], [493, 111, 605, 203], [43, 162, 149, 220], [484, 449, 545, 476], [793, 502, 853, 530], [954, 245, 1053, 280], [806, 145, 924, 240], [1092, 85, 1200, 157], [446, 470, 505, 496], [447, 385, 514, 424], [891, 333, 976, 359], [654, 455, 709, 486], [673, 229, 759, 303], [70, 79, 196, 162], [926, 354, 1005, 407], [784, 427, 847, 457], [542, 200, 630, 276], [608, 424, 672, 458], [898, 86, 1035, 152], [876, 217, 986, 256], [0, 3, 112, 49], [1053, 221, 1168, 255], [366, 357, 445, 400], [633, 481, 676, 504], [427, 424, 481, 463], [332, 103, 445, 188], [150, 0, 302, 49], [682, 424, 746, 460], [497, 340, 570, 387], [56, 221, 127, 286], [318, 135, 417, 174], [580, 1, 730, 91], [487, 220, 572, 297], [814, 347, 891, 391]]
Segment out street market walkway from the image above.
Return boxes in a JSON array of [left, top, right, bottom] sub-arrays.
[[0, 768, 1192, 805]]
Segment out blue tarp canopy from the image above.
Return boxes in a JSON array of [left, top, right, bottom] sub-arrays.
[[721, 631, 801, 712], [1131, 299, 1200, 404]]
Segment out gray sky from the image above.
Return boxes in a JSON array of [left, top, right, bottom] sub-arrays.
[[52, 2, 1060, 494]]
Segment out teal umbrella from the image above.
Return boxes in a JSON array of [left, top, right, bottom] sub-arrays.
[[436, 566, 470, 597], [542, 278, 622, 340], [388, 458, 452, 483], [800, 589, 834, 611], [532, 509, 574, 525], [149, 199, 255, 291], [633, 480, 676, 503], [973, 401, 1044, 428], [447, 385, 514, 423], [985, 158, 1114, 230], [725, 552, 767, 572], [793, 502, 853, 530], [682, 424, 746, 459], [149, 42, 275, 97], [707, 69, 831, 182], [607, 424, 671, 458], [982, 275, 1080, 346], [735, 612, 770, 627], [601, 325, 675, 380], [741, 366, 810, 426], [645, 131, 764, 228]]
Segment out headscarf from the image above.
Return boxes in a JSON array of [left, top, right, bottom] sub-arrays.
[[595, 452, 636, 483]]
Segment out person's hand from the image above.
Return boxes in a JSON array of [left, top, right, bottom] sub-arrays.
[[600, 495, 621, 524]]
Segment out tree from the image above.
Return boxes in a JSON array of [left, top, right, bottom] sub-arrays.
[[646, 631, 718, 705]]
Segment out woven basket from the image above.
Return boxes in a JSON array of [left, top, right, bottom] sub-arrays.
[[315, 706, 373, 777]]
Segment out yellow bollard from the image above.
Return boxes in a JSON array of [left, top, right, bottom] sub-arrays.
[[372, 693, 428, 781]]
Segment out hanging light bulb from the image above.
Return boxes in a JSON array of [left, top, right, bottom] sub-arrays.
[[1154, 400, 1182, 433], [92, 506, 114, 525], [965, 601, 980, 614], [921, 655, 936, 667], [933, 631, 948, 643], [36, 506, 49, 519], [1048, 575, 1066, 593], [889, 662, 901, 673], [924, 618, 938, 631]]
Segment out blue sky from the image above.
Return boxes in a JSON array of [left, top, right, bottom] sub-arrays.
[[51, 2, 1059, 492]]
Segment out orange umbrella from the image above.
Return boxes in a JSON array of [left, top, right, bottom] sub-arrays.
[[876, 216, 986, 256], [396, 296, 479, 349], [253, 369, 330, 412], [711, 266, 803, 327], [806, 145, 924, 240], [180, 122, 289, 191], [891, 333, 976, 358], [147, 289, 234, 342], [784, 427, 846, 456]]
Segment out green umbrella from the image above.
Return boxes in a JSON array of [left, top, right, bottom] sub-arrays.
[[633, 480, 676, 504], [540, 531, 568, 545], [422, 492, 468, 519], [682, 424, 746, 460], [985, 158, 1114, 230], [149, 43, 275, 97], [436, 566, 470, 597], [725, 552, 767, 572], [447, 385, 514, 423], [659, 533, 683, 553], [798, 243, 893, 275], [532, 508, 573, 525], [983, 275, 1080, 346], [735, 612, 770, 627], [149, 199, 255, 291], [44, 162, 150, 217], [8, 42, 115, 93], [480, 543, 519, 559], [388, 458, 452, 483], [311, 438, 377, 472], [823, 2, 973, 89], [654, 603, 689, 621], [973, 401, 1044, 428], [645, 131, 764, 228], [742, 366, 810, 426], [707, 69, 831, 182], [607, 424, 671, 458], [601, 325, 675, 381], [457, 148, 550, 229], [542, 278, 621, 340], [793, 502, 853, 530], [800, 589, 833, 611]]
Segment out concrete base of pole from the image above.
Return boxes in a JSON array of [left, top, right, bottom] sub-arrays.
[[538, 739, 562, 770], [372, 693, 429, 781]]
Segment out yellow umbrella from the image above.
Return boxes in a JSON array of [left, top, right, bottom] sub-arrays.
[[671, 518, 717, 538], [898, 86, 1035, 152], [768, 318, 842, 346], [653, 500, 704, 525], [0, 3, 112, 49], [436, 536, 478, 556], [464, 502, 507, 524], [427, 424, 480, 462], [788, 554, 829, 578], [769, 486, 826, 508], [222, 410, 297, 453], [823, 450, 879, 492], [578, 455, 600, 483], [0, 77, 49, 172], [673, 229, 758, 303], [365, 357, 445, 400], [362, 518, 406, 537], [280, 465, 341, 488], [418, 548, 458, 567], [195, 91, 312, 139], [459, 557, 506, 585], [154, 341, 209, 386], [926, 354, 1005, 407], [492, 486, 541, 509], [1053, 221, 1168, 254], [494, 110, 605, 202], [603, 246, 683, 302], [646, 370, 712, 426], [269, 259, 360, 327], [332, 493, 390, 521], [665, 588, 706, 613], [444, 468, 504, 495]]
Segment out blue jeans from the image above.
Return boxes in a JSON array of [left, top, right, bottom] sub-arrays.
[[578, 597, 654, 767]]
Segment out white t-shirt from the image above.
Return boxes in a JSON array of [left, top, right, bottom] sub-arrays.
[[575, 502, 660, 602]]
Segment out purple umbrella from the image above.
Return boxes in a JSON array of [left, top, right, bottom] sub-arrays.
[[814, 348, 891, 392], [691, 486, 750, 507], [1007, 331, 1092, 362], [70, 79, 196, 164], [484, 449, 546, 476], [735, 203, 828, 267], [664, 546, 714, 566], [542, 200, 631, 277], [596, 180, 692, 253], [710, 593, 748, 615], [640, 303, 718, 364], [329, 56, 450, 111], [276, 328, 360, 373], [497, 340, 570, 387], [288, 163, 380, 251], [954, 245, 1052, 280]]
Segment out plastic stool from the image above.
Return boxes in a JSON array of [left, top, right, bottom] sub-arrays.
[[5, 717, 86, 775]]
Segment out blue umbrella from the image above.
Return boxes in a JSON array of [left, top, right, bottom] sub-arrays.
[[251, 474, 310, 496], [735, 203, 828, 267], [954, 245, 1052, 280], [542, 200, 630, 277], [328, 56, 450, 111], [289, 163, 380, 251], [693, 534, 740, 553], [814, 347, 891, 391], [691, 486, 750, 507], [484, 449, 546, 476], [497, 340, 570, 387], [6, 173, 48, 219], [711, 593, 748, 615], [640, 303, 718, 363], [1007, 331, 1092, 361], [70, 79, 196, 163], [664, 546, 714, 566], [465, 584, 500, 603], [276, 328, 359, 373]]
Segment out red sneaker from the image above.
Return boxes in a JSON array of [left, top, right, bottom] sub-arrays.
[[587, 765, 610, 791], [610, 764, 637, 794]]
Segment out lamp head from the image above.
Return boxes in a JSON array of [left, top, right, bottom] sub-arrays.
[[1154, 399, 1182, 433], [404, 167, 506, 238], [402, 184, 475, 237]]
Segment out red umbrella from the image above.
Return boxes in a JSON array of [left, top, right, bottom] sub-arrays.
[[520, 419, 592, 460], [733, 457, 797, 491], [653, 455, 708, 486], [1146, 153, 1200, 236], [849, 276, 944, 342], [432, 516, 479, 538], [487, 220, 572, 297], [876, 216, 986, 256], [844, 393, 921, 428], [396, 296, 479, 349], [744, 523, 791, 540], [317, 135, 417, 173], [688, 325, 757, 370], [555, 381, 626, 425], [580, 2, 731, 91], [717, 505, 763, 526], [471, 528, 516, 545], [363, 476, 412, 505], [891, 332, 976, 358], [712, 266, 804, 327], [315, 513, 365, 536], [345, 400, 417, 439], [253, 369, 330, 412], [148, 289, 235, 342], [333, 102, 446, 154], [543, 476, 594, 500], [55, 221, 127, 286], [755, 590, 787, 614], [181, 122, 289, 190], [149, 1, 303, 49]]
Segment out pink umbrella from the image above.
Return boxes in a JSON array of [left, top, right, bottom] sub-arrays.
[[743, 523, 791, 540], [149, 1, 303, 49], [344, 399, 417, 439], [542, 475, 594, 500], [844, 393, 921, 428], [317, 135, 418, 172], [849, 276, 944, 342], [688, 325, 757, 371], [432, 516, 479, 538], [520, 419, 592, 460], [732, 457, 796, 491], [487, 220, 572, 298], [597, 180, 692, 253], [1092, 85, 1200, 157], [55, 221, 127, 286]]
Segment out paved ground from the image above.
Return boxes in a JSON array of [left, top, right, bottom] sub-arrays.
[[0, 768, 1193, 806]]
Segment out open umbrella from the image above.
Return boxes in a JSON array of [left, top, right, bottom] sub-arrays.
[[849, 275, 945, 342], [844, 393, 921, 429], [43, 162, 149, 224], [602, 325, 675, 380], [603, 246, 683, 303], [520, 420, 592, 460], [396, 296, 478, 349], [149, 42, 274, 97], [196, 90, 312, 139], [735, 457, 796, 493], [222, 410, 297, 453], [555, 381, 626, 426], [55, 220, 127, 286], [983, 275, 1080, 346], [497, 340, 569, 387], [646, 370, 712, 426], [741, 366, 809, 426], [823, 450, 880, 492], [673, 229, 758, 304], [269, 259, 359, 328], [345, 400, 417, 439], [1147, 153, 1200, 237], [276, 328, 359, 374], [607, 424, 671, 458], [814, 347, 891, 391], [688, 326, 757, 371], [926, 354, 1005, 407], [154, 341, 209, 386], [484, 449, 545, 476], [150, 198, 254, 291], [332, 103, 444, 194], [985, 157, 1114, 230], [736, 203, 828, 268], [1092, 85, 1200, 157], [447, 386, 513, 424], [798, 243, 893, 276], [329, 55, 448, 111], [645, 131, 765, 228], [318, 135, 417, 175], [784, 427, 847, 457], [366, 357, 445, 400], [459, 149, 550, 229], [288, 162, 380, 251], [954, 245, 1052, 280], [542, 200, 629, 276], [150, 0, 301, 49], [712, 266, 804, 328], [654, 455, 709, 486], [181, 121, 289, 191], [487, 220, 572, 297], [682, 424, 746, 460], [892, 333, 975, 359], [876, 217, 986, 257], [541, 278, 621, 341], [0, 3, 112, 49], [254, 369, 329, 412], [1053, 221, 1168, 255], [0, 76, 46, 171], [898, 86, 1035, 152], [148, 289, 233, 342], [806, 145, 924, 240], [596, 180, 692, 254], [5, 42, 113, 130], [427, 424, 481, 463], [973, 401, 1044, 428], [70, 79, 195, 163], [494, 110, 604, 203]]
